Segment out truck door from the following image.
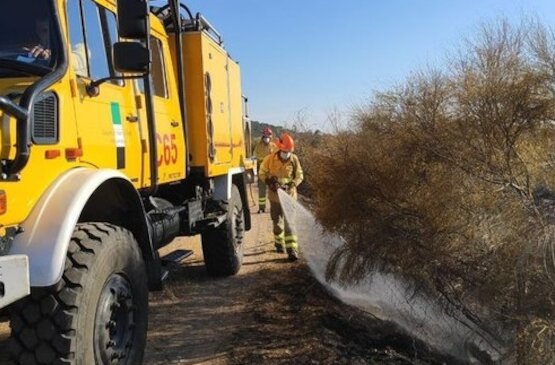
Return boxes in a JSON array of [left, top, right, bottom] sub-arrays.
[[135, 34, 186, 185], [66, 0, 142, 185]]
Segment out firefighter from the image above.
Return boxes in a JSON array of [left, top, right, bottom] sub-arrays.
[[253, 127, 277, 213], [259, 133, 304, 261]]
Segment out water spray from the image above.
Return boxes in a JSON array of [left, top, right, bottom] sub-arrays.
[[277, 189, 505, 364]]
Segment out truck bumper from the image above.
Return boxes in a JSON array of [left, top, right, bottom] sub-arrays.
[[0, 255, 30, 309]]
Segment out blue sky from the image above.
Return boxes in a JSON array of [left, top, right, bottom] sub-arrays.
[[179, 1, 555, 130]]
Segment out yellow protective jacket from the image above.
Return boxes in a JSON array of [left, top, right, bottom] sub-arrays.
[[253, 139, 277, 169], [259, 152, 304, 203]]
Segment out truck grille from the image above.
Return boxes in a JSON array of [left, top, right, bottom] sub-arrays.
[[32, 92, 58, 144]]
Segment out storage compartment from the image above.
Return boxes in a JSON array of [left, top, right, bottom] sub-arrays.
[[171, 31, 246, 177]]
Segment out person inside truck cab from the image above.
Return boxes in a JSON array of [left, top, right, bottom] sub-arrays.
[[24, 18, 52, 61], [0, 1, 57, 69]]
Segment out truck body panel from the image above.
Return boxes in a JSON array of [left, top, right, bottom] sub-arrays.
[[8, 168, 138, 286], [0, 79, 81, 228], [137, 26, 187, 186], [175, 31, 247, 178]]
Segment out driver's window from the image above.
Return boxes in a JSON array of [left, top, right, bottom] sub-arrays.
[[103, 9, 124, 85], [67, 0, 122, 85], [67, 0, 87, 76], [82, 0, 110, 80]]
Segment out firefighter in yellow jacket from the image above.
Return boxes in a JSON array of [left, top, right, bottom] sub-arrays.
[[253, 127, 277, 213], [259, 133, 304, 261]]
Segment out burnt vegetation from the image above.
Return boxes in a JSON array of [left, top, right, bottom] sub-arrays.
[[309, 21, 555, 363]]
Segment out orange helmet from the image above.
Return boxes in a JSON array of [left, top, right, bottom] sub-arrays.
[[276, 133, 295, 152]]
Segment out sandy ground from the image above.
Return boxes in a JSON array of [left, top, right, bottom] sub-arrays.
[[0, 192, 450, 364]]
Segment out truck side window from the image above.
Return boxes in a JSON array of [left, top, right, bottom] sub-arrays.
[[81, 0, 110, 81], [151, 37, 168, 98], [67, 0, 88, 76], [67, 0, 122, 85], [137, 37, 168, 98], [100, 7, 124, 86]]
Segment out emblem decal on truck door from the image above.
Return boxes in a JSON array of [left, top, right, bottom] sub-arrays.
[[110, 102, 126, 169]]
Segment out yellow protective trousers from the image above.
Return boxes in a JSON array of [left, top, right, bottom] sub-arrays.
[[270, 200, 298, 250]]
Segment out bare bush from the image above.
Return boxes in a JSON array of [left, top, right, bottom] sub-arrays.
[[311, 20, 555, 362]]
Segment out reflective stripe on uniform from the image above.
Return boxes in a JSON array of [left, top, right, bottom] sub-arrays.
[[285, 235, 298, 249], [275, 233, 285, 246], [259, 197, 266, 204]]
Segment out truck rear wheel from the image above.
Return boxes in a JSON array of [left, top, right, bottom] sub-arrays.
[[10, 223, 148, 365], [201, 184, 245, 276]]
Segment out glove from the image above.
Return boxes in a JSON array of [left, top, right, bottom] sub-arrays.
[[281, 181, 294, 192], [266, 176, 279, 192]]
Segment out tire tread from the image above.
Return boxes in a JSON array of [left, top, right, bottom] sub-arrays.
[[202, 185, 244, 276], [9, 223, 124, 364]]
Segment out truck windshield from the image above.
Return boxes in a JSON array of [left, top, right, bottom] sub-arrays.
[[0, 0, 59, 77]]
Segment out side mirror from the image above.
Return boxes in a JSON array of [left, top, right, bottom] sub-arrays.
[[117, 0, 149, 39], [86, 42, 149, 97], [113, 42, 149, 73]]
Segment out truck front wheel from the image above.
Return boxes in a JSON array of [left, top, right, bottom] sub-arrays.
[[10, 223, 148, 365], [201, 184, 245, 276]]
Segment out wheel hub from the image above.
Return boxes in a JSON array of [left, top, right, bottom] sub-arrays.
[[94, 274, 136, 364]]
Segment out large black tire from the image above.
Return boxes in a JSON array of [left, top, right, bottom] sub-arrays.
[[10, 223, 148, 365], [201, 184, 245, 276]]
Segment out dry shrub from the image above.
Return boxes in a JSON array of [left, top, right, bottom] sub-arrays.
[[311, 20, 555, 362], [291, 129, 324, 198]]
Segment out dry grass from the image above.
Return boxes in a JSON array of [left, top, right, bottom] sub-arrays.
[[311, 20, 555, 363]]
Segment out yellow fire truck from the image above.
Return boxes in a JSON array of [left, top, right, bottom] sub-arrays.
[[0, 0, 254, 363]]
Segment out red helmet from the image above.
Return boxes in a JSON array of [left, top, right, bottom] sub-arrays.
[[276, 133, 295, 152], [262, 127, 273, 138]]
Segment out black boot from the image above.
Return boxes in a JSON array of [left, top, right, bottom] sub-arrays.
[[287, 248, 299, 261], [275, 244, 285, 253]]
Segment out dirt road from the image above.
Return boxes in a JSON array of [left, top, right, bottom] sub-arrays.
[[0, 201, 448, 364]]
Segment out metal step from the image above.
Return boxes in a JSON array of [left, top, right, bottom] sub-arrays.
[[161, 249, 194, 265]]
